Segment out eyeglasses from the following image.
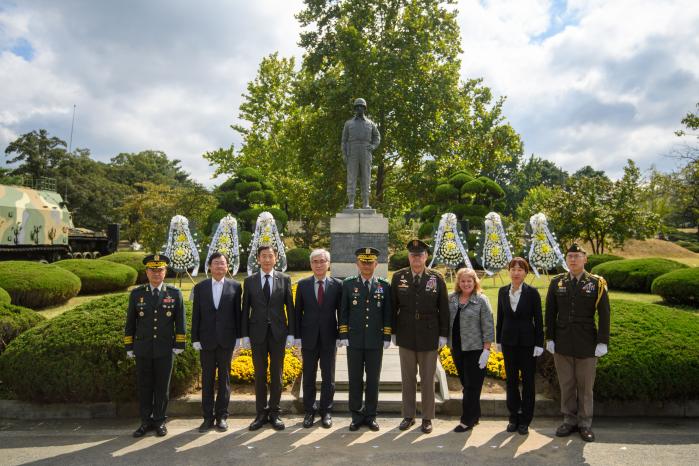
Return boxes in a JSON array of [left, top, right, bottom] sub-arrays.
[[311, 259, 328, 264]]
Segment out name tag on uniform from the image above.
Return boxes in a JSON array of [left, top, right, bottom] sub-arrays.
[[163, 297, 174, 304]]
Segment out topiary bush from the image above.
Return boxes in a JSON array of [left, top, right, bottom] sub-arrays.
[[585, 254, 623, 271], [0, 293, 200, 402], [0, 261, 81, 309], [0, 287, 10, 306], [54, 259, 137, 294], [651, 268, 699, 307], [591, 258, 688, 292], [388, 250, 434, 271], [285, 248, 311, 271], [100, 251, 148, 283], [0, 303, 45, 353]]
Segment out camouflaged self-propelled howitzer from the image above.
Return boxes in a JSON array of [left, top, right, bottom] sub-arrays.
[[0, 183, 118, 262]]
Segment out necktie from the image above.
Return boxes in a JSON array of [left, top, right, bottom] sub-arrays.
[[413, 274, 420, 287], [364, 280, 370, 290], [152, 287, 159, 298], [263, 274, 271, 302], [317, 280, 324, 306], [571, 277, 578, 289]]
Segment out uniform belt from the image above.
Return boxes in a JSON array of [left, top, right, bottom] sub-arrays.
[[569, 317, 594, 324], [414, 313, 436, 320]]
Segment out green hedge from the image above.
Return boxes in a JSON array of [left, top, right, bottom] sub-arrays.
[[591, 258, 688, 292], [540, 299, 699, 401], [0, 293, 200, 402], [54, 259, 137, 294], [585, 254, 623, 271], [0, 303, 45, 353], [100, 251, 148, 283], [0, 261, 81, 308], [651, 268, 699, 307], [286, 248, 311, 271], [0, 288, 10, 306], [389, 250, 433, 271]]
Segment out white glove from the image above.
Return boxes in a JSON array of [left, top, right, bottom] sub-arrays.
[[286, 335, 294, 349], [594, 343, 608, 357], [294, 338, 302, 348], [338, 339, 349, 347], [383, 340, 390, 349], [494, 343, 501, 353], [192, 341, 202, 351], [533, 346, 544, 357], [336, 339, 341, 348], [391, 335, 397, 346], [438, 336, 447, 349], [126, 350, 135, 359], [478, 349, 490, 369], [234, 338, 240, 351], [173, 348, 184, 355], [241, 337, 251, 349], [546, 340, 555, 354]]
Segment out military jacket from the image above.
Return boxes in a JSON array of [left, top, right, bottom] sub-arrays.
[[339, 276, 392, 350], [124, 283, 186, 358], [545, 271, 610, 358]]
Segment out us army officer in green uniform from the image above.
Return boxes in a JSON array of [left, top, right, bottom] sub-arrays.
[[124, 254, 186, 438], [391, 239, 449, 434], [338, 247, 392, 431], [545, 243, 610, 443]]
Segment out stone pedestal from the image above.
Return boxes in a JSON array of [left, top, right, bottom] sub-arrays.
[[330, 209, 389, 279]]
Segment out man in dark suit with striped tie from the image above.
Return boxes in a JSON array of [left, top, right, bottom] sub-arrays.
[[294, 248, 343, 428], [191, 252, 242, 433]]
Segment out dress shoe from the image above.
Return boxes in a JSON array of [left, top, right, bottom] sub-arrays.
[[132, 423, 150, 438], [506, 422, 518, 433], [399, 418, 415, 431], [155, 424, 168, 437], [303, 412, 316, 428], [249, 415, 267, 431], [349, 421, 361, 431], [216, 418, 229, 432], [453, 423, 472, 433], [421, 419, 433, 434], [269, 415, 285, 431], [199, 419, 214, 433], [321, 413, 332, 428], [366, 418, 380, 431], [579, 427, 595, 442], [555, 423, 578, 437], [518, 424, 529, 435]]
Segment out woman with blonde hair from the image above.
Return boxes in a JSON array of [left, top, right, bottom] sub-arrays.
[[448, 268, 494, 432]]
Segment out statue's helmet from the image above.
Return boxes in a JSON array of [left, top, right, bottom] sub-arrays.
[[353, 98, 367, 108]]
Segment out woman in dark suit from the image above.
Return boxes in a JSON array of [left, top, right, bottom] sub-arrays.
[[496, 257, 544, 435]]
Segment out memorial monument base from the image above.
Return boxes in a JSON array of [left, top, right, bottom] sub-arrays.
[[330, 210, 389, 279]]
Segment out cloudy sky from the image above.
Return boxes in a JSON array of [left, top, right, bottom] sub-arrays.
[[1, 0, 698, 186]]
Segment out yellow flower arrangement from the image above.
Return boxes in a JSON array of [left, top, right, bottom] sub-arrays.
[[230, 348, 302, 385], [438, 346, 506, 380]]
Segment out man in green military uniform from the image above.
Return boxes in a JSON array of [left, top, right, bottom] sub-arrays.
[[124, 254, 186, 438], [338, 247, 392, 431], [545, 243, 610, 443], [391, 239, 449, 434]]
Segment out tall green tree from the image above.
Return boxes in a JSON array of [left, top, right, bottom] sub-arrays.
[[4, 129, 68, 180], [108, 150, 193, 190]]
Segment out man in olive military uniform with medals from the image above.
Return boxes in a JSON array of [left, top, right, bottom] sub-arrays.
[[545, 243, 610, 443], [338, 247, 392, 431], [391, 239, 449, 434], [124, 254, 186, 438]]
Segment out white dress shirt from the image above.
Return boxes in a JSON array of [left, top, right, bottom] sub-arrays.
[[212, 277, 224, 309], [509, 284, 522, 312]]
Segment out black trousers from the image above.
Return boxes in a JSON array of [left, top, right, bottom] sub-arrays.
[[347, 347, 383, 424], [251, 326, 286, 416], [453, 349, 485, 426], [301, 344, 337, 414], [200, 346, 235, 421], [136, 352, 174, 425], [502, 344, 537, 425]]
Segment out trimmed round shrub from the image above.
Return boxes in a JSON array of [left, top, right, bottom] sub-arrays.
[[0, 293, 200, 402], [417, 222, 434, 239], [585, 253, 623, 271], [286, 247, 311, 271], [0, 287, 10, 306], [99, 251, 148, 283], [389, 250, 409, 270], [235, 181, 262, 195], [0, 261, 81, 309], [54, 259, 137, 294], [541, 300, 699, 401], [435, 183, 458, 201], [651, 268, 699, 307], [448, 171, 474, 189], [0, 303, 45, 353], [420, 204, 438, 221], [591, 258, 688, 293], [461, 179, 484, 195]]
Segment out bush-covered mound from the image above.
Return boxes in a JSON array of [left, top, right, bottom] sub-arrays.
[[591, 258, 688, 293], [0, 293, 200, 402], [285, 248, 311, 271], [0, 303, 45, 353], [585, 254, 623, 271], [230, 348, 301, 385], [540, 299, 699, 401], [0, 261, 81, 308], [99, 251, 148, 283], [0, 287, 10, 306], [53, 259, 137, 294], [651, 268, 699, 307]]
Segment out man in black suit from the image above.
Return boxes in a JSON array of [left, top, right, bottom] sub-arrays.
[[240, 245, 296, 431], [293, 248, 343, 428], [191, 252, 242, 433]]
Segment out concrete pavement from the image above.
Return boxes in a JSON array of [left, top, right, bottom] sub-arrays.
[[1, 416, 697, 465]]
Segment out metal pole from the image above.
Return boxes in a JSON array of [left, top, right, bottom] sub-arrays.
[[68, 104, 76, 153]]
